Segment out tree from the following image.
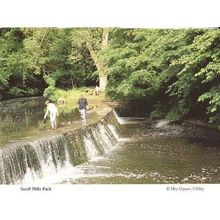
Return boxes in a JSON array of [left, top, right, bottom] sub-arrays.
[[2, 27, 220, 126], [0, 28, 44, 98], [70, 28, 110, 91], [170, 29, 220, 123], [105, 28, 220, 123]]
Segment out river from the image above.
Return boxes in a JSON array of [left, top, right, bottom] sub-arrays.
[[34, 113, 220, 184], [0, 97, 220, 184]]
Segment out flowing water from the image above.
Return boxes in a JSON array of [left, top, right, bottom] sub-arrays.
[[59, 137, 220, 184], [0, 112, 118, 184], [46, 114, 220, 184], [0, 98, 220, 184]]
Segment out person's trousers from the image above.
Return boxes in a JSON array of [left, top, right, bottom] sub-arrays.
[[79, 109, 87, 124], [50, 113, 57, 129]]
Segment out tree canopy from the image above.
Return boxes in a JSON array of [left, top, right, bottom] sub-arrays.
[[0, 27, 220, 124], [0, 28, 98, 99], [105, 28, 220, 124]]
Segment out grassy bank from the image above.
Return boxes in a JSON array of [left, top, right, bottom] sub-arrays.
[[48, 87, 106, 115]]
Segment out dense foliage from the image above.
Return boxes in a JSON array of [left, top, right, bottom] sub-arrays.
[[105, 28, 220, 124], [0, 28, 220, 124], [0, 28, 98, 99]]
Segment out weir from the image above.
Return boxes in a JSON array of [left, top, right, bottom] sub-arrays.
[[2, 105, 220, 184], [0, 111, 120, 184]]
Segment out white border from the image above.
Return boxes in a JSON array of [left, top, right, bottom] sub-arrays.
[[0, 184, 219, 220], [0, 0, 220, 28], [0, 0, 220, 219]]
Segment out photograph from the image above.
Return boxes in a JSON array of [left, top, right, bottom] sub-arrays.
[[0, 27, 220, 185], [0, 1, 220, 219]]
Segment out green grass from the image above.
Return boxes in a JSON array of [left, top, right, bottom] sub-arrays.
[[51, 87, 106, 114]]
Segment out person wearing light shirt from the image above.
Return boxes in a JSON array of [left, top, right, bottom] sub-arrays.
[[44, 100, 59, 129]]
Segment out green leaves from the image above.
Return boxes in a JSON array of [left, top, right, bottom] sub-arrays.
[[115, 70, 157, 98], [198, 86, 220, 113], [1, 27, 220, 125], [168, 29, 220, 121], [106, 28, 220, 124]]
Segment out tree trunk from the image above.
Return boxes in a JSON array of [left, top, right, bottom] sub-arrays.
[[101, 28, 109, 48], [71, 77, 74, 89], [99, 75, 108, 92], [86, 28, 109, 91]]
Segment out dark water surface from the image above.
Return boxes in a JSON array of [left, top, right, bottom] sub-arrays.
[[53, 119, 220, 184], [1, 97, 220, 184]]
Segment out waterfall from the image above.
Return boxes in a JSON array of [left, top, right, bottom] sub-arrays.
[[0, 111, 121, 184], [83, 134, 100, 160], [0, 134, 70, 184], [113, 109, 125, 124], [112, 109, 147, 125]]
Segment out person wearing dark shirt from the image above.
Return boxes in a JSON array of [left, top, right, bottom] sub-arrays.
[[78, 94, 88, 125]]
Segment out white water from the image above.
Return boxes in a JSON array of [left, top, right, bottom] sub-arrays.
[[21, 135, 72, 184], [30, 156, 106, 185], [28, 113, 145, 184], [98, 124, 114, 151], [83, 134, 100, 160], [0, 110, 127, 184], [108, 124, 131, 142], [112, 109, 146, 125], [155, 120, 171, 128], [26, 122, 121, 184]]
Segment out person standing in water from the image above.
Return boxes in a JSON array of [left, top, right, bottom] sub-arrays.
[[78, 94, 88, 125], [44, 100, 59, 130]]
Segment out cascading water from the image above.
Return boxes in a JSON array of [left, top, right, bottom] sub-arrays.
[[0, 111, 120, 184], [2, 108, 219, 184], [0, 134, 70, 184], [112, 109, 147, 125]]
